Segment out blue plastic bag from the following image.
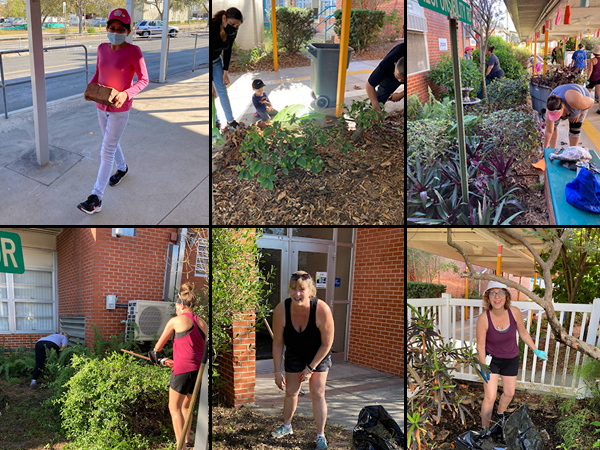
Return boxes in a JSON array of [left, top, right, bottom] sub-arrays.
[[565, 168, 600, 214]]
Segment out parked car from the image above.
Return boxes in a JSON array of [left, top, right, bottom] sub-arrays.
[[135, 20, 178, 38], [11, 17, 25, 26]]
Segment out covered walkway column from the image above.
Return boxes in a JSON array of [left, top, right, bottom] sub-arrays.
[[26, 0, 49, 165]]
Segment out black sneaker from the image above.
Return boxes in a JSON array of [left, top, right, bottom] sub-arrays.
[[77, 195, 102, 214], [109, 166, 128, 186], [228, 120, 240, 129], [216, 120, 221, 130]]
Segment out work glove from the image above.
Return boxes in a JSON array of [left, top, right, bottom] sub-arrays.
[[148, 350, 160, 365], [533, 349, 548, 361], [479, 366, 491, 383]]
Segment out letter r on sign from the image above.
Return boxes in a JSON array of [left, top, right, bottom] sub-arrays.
[[1, 238, 18, 270]]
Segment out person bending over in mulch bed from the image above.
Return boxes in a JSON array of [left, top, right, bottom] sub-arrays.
[[366, 42, 405, 117]]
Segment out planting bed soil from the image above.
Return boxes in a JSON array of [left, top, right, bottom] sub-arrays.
[[508, 152, 550, 225], [432, 380, 561, 449], [229, 50, 311, 75], [212, 111, 404, 225], [212, 405, 353, 449]]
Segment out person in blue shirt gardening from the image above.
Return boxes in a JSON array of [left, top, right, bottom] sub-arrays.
[[31, 332, 69, 387], [271, 271, 334, 450], [251, 79, 278, 122], [543, 84, 594, 149], [476, 281, 548, 434], [571, 43, 587, 73]]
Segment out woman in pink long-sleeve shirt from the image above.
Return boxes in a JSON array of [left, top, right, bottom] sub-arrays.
[[77, 8, 149, 215]]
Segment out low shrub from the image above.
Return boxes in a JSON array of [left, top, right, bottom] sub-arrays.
[[512, 45, 530, 70], [333, 9, 385, 53], [529, 65, 587, 89], [407, 281, 446, 299], [0, 337, 36, 380], [486, 77, 530, 110], [429, 52, 482, 98], [408, 119, 453, 168], [87, 27, 96, 34], [57, 353, 172, 450], [275, 7, 315, 54], [406, 88, 454, 122]]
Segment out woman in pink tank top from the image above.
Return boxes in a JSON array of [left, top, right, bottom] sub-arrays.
[[475, 281, 548, 434], [587, 45, 600, 114], [153, 283, 208, 449]]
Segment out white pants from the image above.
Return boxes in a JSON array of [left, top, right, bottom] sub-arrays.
[[92, 109, 129, 199]]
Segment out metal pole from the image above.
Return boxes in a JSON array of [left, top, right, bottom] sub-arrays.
[[496, 244, 503, 274], [0, 55, 7, 119], [534, 33, 538, 74], [192, 33, 198, 72], [449, 17, 468, 203], [159, 0, 170, 83], [271, 0, 278, 71], [335, 0, 351, 117]]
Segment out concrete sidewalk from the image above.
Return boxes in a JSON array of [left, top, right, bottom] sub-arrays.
[[215, 58, 405, 126], [0, 69, 209, 225], [253, 360, 404, 432]]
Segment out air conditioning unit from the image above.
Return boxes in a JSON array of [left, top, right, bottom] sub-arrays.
[[126, 300, 174, 340]]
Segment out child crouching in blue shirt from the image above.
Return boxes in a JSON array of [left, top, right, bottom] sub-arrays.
[[252, 79, 278, 121]]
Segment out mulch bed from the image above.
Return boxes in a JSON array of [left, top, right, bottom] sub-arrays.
[[509, 152, 550, 225], [212, 111, 404, 225], [212, 405, 353, 450]]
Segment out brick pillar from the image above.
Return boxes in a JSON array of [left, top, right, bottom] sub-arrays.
[[217, 310, 256, 407]]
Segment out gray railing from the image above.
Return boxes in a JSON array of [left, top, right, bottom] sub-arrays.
[[0, 44, 88, 119]]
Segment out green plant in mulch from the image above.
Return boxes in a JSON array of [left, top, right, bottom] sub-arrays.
[[486, 77, 530, 110], [429, 53, 482, 99]]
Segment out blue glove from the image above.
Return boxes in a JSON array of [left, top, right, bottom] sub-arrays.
[[534, 349, 548, 361], [479, 366, 490, 383]]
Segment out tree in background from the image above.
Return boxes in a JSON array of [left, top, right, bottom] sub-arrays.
[[407, 248, 459, 284], [1, 0, 27, 19], [134, 0, 204, 20]]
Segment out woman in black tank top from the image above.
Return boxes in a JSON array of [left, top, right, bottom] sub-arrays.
[[271, 271, 335, 450]]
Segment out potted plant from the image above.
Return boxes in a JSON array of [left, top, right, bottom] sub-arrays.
[[529, 66, 587, 113]]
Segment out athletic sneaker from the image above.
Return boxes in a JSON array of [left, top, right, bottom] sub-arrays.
[[227, 120, 240, 129], [271, 424, 293, 438], [316, 436, 328, 449], [30, 380, 37, 388], [109, 166, 128, 186], [77, 194, 102, 214]]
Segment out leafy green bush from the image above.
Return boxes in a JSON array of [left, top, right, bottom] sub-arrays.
[[407, 88, 454, 122], [57, 353, 172, 450], [512, 45, 530, 69], [472, 36, 525, 80], [474, 108, 542, 158], [333, 9, 385, 53], [87, 27, 96, 34], [275, 7, 315, 54], [408, 119, 453, 168], [407, 281, 446, 299], [0, 337, 36, 380], [384, 8, 403, 41], [486, 77, 529, 109], [428, 52, 482, 98]]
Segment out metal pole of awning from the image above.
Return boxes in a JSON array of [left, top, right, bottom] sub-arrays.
[[159, 0, 170, 83]]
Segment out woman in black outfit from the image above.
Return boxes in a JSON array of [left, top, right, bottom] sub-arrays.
[[272, 271, 334, 450], [211, 8, 243, 130]]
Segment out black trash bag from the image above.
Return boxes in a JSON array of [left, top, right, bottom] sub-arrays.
[[352, 405, 404, 450], [453, 406, 542, 450]]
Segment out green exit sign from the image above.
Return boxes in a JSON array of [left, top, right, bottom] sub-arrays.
[[418, 0, 472, 24], [0, 231, 25, 274]]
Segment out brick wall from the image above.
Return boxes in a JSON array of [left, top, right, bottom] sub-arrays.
[[347, 228, 404, 377], [57, 228, 177, 346], [408, 9, 465, 102]]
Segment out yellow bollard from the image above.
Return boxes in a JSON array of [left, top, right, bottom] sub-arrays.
[[335, 0, 351, 118], [271, 0, 278, 71], [543, 29, 549, 74]]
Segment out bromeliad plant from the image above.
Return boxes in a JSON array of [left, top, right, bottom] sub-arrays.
[[407, 305, 489, 450]]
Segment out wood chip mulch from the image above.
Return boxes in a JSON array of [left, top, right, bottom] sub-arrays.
[[212, 112, 404, 225]]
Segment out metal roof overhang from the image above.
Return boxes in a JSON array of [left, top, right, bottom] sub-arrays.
[[506, 0, 600, 42], [407, 228, 551, 277]]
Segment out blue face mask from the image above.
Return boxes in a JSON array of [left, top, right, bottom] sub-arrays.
[[107, 32, 127, 45]]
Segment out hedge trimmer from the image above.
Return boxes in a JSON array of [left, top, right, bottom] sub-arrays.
[[120, 349, 174, 368]]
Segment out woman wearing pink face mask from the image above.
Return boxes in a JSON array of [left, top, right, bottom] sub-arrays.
[[78, 8, 149, 214]]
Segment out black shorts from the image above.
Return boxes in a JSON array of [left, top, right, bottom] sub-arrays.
[[489, 355, 519, 377], [168, 370, 199, 395], [284, 352, 332, 373]]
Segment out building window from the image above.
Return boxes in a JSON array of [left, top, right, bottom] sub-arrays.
[[112, 228, 135, 237], [407, 31, 430, 75], [195, 239, 208, 278], [1, 269, 55, 333], [296, 0, 308, 8]]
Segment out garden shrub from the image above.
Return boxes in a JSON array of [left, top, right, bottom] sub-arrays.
[[474, 108, 542, 158], [428, 52, 482, 98], [407, 88, 454, 122], [333, 9, 385, 53], [512, 45, 530, 69], [0, 337, 36, 380], [486, 77, 529, 110], [530, 65, 587, 89], [407, 281, 446, 299], [275, 7, 315, 54], [57, 353, 172, 450], [408, 119, 453, 168], [473, 36, 525, 80]]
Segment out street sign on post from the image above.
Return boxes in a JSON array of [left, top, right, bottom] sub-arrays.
[[0, 231, 25, 274], [418, 0, 472, 204]]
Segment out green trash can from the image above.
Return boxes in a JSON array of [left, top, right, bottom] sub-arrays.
[[306, 43, 353, 108]]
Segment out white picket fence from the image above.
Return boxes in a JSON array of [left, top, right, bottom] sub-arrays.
[[408, 294, 600, 398]]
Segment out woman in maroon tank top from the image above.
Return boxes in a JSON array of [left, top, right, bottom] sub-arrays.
[[475, 281, 548, 434], [153, 283, 208, 449], [271, 271, 335, 450]]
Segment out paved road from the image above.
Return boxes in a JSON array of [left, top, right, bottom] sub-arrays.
[[0, 33, 208, 114]]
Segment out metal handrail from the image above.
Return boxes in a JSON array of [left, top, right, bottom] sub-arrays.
[[0, 44, 88, 119]]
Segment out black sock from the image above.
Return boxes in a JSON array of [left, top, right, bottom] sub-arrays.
[[497, 412, 504, 418]]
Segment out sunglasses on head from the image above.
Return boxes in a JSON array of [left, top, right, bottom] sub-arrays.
[[291, 273, 311, 281]]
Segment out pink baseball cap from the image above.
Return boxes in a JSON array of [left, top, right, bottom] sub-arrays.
[[547, 108, 562, 121], [465, 46, 473, 52], [108, 8, 131, 25]]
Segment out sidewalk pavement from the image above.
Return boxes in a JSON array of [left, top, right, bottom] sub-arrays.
[[0, 68, 209, 225], [214, 58, 404, 129], [252, 360, 404, 432]]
